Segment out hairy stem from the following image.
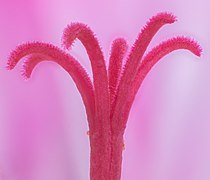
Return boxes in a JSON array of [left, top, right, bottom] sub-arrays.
[[62, 23, 111, 179], [7, 42, 95, 127]]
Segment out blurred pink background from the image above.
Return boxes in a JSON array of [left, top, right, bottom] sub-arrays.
[[0, 0, 209, 179]]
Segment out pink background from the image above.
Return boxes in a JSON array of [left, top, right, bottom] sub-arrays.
[[0, 0, 209, 179]]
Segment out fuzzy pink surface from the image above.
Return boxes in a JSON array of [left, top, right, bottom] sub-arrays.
[[0, 0, 209, 180], [6, 13, 201, 180]]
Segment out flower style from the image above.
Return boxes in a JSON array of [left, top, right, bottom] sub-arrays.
[[7, 12, 201, 180]]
